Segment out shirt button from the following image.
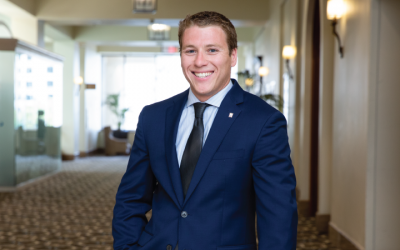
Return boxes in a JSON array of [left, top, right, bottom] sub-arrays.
[[181, 211, 188, 218], [166, 245, 172, 250]]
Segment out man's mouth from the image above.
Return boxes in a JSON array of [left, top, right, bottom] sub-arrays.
[[193, 72, 213, 78]]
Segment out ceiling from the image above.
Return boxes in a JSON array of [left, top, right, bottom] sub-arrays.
[[7, 0, 270, 27]]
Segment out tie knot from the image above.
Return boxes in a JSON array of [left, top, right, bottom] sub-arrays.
[[193, 102, 210, 118]]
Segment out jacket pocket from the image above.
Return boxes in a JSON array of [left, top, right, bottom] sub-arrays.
[[213, 149, 244, 160], [137, 230, 153, 247], [217, 244, 257, 250]]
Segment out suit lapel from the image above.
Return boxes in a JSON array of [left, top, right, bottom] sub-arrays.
[[165, 90, 188, 207], [183, 81, 244, 205]]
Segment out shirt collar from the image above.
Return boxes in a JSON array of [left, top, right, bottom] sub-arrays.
[[187, 80, 233, 108]]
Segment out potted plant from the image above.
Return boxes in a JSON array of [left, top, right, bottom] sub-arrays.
[[104, 94, 129, 138]]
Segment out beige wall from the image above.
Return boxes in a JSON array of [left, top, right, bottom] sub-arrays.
[[0, 0, 38, 45], [82, 43, 102, 152], [330, 0, 372, 248], [51, 39, 80, 156], [366, 1, 400, 249], [0, 13, 12, 37]]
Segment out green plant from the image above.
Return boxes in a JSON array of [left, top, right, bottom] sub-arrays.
[[104, 94, 129, 130], [238, 70, 284, 112], [261, 94, 284, 112]]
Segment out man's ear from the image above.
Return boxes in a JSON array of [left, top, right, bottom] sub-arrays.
[[230, 48, 238, 67]]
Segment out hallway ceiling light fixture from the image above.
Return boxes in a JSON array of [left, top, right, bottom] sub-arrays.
[[148, 23, 171, 40], [133, 0, 157, 13], [282, 45, 296, 79], [327, 0, 345, 58]]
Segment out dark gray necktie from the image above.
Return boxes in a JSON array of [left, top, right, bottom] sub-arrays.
[[180, 102, 210, 198]]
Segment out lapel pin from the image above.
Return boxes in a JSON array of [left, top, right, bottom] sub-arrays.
[[229, 113, 234, 118]]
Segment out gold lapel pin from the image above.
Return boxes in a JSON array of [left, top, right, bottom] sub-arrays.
[[229, 113, 234, 118]]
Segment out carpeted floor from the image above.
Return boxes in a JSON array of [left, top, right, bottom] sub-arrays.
[[0, 156, 333, 250]]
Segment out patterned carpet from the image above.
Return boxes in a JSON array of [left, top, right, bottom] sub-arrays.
[[0, 156, 333, 250]]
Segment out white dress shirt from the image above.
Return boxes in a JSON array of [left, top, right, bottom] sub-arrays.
[[175, 80, 233, 167]]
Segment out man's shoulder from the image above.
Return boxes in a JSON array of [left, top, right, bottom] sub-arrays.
[[241, 91, 282, 119], [142, 88, 189, 114]]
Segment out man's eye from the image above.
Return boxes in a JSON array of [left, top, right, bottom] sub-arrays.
[[186, 50, 195, 54], [209, 49, 217, 53]]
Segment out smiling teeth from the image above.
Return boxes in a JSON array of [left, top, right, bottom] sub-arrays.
[[195, 72, 212, 78]]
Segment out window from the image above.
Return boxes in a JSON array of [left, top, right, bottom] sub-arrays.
[[102, 54, 238, 131], [102, 55, 187, 130]]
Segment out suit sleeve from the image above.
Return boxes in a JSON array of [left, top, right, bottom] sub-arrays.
[[252, 111, 298, 250], [112, 107, 156, 250]]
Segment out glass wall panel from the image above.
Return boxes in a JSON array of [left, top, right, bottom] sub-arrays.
[[14, 48, 63, 184], [0, 39, 63, 187]]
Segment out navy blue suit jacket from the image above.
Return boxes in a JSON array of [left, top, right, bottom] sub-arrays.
[[112, 79, 297, 250]]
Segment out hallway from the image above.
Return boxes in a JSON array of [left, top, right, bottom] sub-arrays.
[[0, 156, 334, 250]]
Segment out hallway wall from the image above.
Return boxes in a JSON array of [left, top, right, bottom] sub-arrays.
[[52, 40, 80, 157], [366, 1, 400, 249], [0, 0, 38, 45], [0, 13, 12, 38], [330, 0, 372, 248], [81, 43, 102, 152], [254, 0, 308, 186]]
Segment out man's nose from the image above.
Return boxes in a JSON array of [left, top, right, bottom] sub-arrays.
[[194, 51, 208, 67]]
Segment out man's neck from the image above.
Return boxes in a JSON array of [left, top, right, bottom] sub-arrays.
[[192, 79, 232, 102]]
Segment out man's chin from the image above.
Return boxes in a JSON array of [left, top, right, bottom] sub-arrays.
[[191, 88, 215, 101]]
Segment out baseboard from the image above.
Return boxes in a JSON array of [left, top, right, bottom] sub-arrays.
[[329, 222, 364, 250], [298, 200, 311, 217], [79, 148, 105, 158], [89, 148, 104, 155], [79, 151, 87, 158], [62, 154, 75, 161], [316, 213, 330, 233]]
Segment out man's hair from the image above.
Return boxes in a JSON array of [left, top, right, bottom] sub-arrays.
[[178, 11, 238, 56]]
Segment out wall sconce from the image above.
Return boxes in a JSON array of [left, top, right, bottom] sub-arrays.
[[74, 76, 96, 90], [245, 78, 254, 92], [256, 56, 269, 96], [245, 78, 254, 87], [327, 0, 345, 58], [258, 66, 270, 94], [282, 45, 296, 79], [258, 66, 269, 77], [74, 76, 83, 85]]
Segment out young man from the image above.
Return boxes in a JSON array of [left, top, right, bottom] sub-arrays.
[[112, 11, 297, 250]]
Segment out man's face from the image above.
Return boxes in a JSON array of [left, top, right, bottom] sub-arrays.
[[181, 25, 237, 102]]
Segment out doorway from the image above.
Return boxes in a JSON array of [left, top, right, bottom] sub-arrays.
[[309, 0, 321, 217]]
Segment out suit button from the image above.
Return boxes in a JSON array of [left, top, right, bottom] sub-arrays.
[[166, 245, 172, 250], [181, 211, 188, 218]]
